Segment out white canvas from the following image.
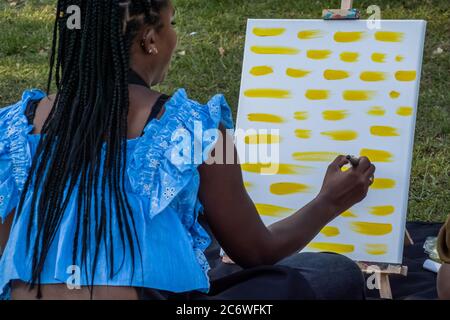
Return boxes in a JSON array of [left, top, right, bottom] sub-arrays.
[[235, 19, 427, 264]]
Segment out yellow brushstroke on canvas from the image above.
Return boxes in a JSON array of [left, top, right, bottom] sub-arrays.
[[343, 90, 374, 101], [350, 222, 393, 236], [255, 203, 293, 217], [322, 110, 348, 121], [253, 27, 286, 37], [297, 30, 323, 39], [371, 53, 387, 63], [367, 106, 386, 116], [307, 50, 332, 60], [245, 134, 280, 144], [244, 89, 291, 99], [375, 31, 404, 42], [370, 178, 396, 189], [308, 242, 354, 254], [241, 163, 311, 175], [248, 113, 285, 123], [334, 31, 364, 42], [369, 205, 395, 216], [341, 211, 357, 218], [323, 69, 350, 80], [294, 129, 312, 139], [251, 46, 300, 55], [395, 55, 404, 62], [366, 244, 388, 255], [390, 91, 401, 99], [370, 126, 399, 137], [305, 90, 330, 100], [250, 66, 274, 76], [395, 70, 417, 82], [360, 148, 393, 162], [360, 71, 387, 82], [396, 106, 413, 116], [270, 182, 310, 195], [243, 181, 253, 189], [286, 68, 311, 78], [292, 152, 341, 162], [322, 130, 358, 141], [293, 111, 309, 120], [340, 52, 359, 62], [321, 227, 340, 237]]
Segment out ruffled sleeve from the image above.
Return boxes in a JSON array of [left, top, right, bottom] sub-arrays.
[[127, 88, 234, 218], [0, 89, 45, 223]]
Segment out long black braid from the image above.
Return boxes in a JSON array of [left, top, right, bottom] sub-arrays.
[[16, 0, 169, 298]]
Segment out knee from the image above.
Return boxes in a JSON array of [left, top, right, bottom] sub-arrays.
[[438, 264, 450, 300]]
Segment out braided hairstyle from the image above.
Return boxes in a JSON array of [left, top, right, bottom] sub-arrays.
[[16, 0, 169, 297]]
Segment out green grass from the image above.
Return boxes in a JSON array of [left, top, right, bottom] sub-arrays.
[[0, 0, 449, 222]]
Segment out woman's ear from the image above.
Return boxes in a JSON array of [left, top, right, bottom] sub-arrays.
[[140, 27, 159, 55]]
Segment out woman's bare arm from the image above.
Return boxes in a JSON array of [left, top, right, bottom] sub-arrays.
[[0, 210, 15, 255], [198, 126, 374, 268]]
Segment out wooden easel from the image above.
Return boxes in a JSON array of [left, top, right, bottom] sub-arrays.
[[322, 0, 412, 300]]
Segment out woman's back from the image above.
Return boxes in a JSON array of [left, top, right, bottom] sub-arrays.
[[0, 87, 234, 299]]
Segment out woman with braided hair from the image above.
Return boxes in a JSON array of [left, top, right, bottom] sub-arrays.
[[0, 0, 373, 300]]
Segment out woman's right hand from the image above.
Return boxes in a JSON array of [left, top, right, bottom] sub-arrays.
[[316, 155, 375, 220]]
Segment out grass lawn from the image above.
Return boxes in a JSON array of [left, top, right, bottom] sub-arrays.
[[0, 0, 449, 222]]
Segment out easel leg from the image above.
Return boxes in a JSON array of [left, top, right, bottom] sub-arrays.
[[379, 274, 393, 299]]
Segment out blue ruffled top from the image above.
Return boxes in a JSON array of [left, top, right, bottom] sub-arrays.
[[0, 88, 234, 296]]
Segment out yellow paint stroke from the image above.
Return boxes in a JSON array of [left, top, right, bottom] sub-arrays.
[[369, 205, 395, 216], [341, 165, 351, 172], [340, 52, 359, 63], [370, 126, 399, 137], [245, 134, 281, 144], [371, 53, 387, 63], [307, 50, 332, 60], [396, 106, 413, 117], [293, 111, 309, 120], [367, 106, 386, 116], [243, 181, 253, 189], [343, 90, 375, 101], [270, 182, 311, 195], [308, 242, 354, 254], [321, 130, 358, 141], [351, 222, 392, 236], [323, 69, 350, 80], [250, 66, 274, 76], [286, 68, 311, 78], [360, 71, 387, 82], [251, 46, 299, 55], [305, 90, 330, 100], [255, 203, 292, 217], [341, 210, 358, 218], [248, 113, 285, 123], [390, 91, 401, 99], [322, 110, 349, 121], [334, 31, 364, 43], [294, 129, 312, 139], [395, 55, 404, 62], [366, 244, 388, 255], [370, 178, 396, 190], [292, 152, 340, 162], [321, 226, 340, 237], [253, 27, 286, 37], [244, 89, 291, 99], [241, 163, 311, 175], [395, 70, 417, 82], [297, 30, 323, 39], [360, 148, 393, 162], [375, 31, 404, 42]]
